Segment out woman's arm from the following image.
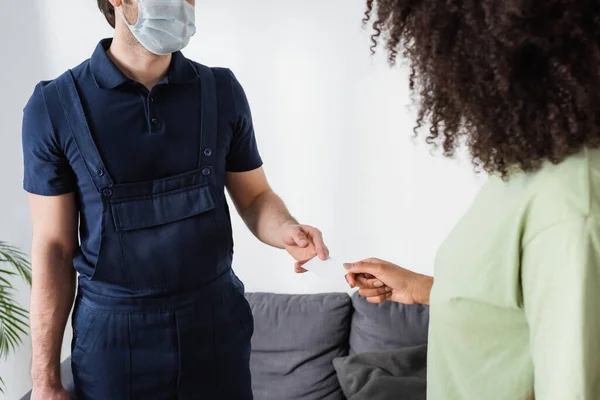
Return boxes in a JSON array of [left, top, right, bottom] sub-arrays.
[[521, 217, 600, 400], [344, 258, 433, 305]]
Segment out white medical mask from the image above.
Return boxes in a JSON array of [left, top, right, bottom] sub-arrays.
[[117, 0, 196, 56]]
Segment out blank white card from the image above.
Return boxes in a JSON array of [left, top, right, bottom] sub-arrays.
[[302, 257, 348, 284]]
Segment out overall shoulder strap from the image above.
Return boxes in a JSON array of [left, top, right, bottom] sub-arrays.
[[50, 71, 113, 192], [194, 64, 219, 171]]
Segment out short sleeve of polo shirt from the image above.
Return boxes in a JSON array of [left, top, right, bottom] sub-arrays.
[[22, 82, 77, 196], [226, 71, 263, 173]]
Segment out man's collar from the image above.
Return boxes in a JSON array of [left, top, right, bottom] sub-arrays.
[[167, 50, 199, 85], [90, 38, 199, 89]]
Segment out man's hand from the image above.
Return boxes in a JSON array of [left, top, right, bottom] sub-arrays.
[[283, 224, 329, 273], [31, 385, 71, 400], [226, 168, 329, 272], [344, 258, 433, 305]]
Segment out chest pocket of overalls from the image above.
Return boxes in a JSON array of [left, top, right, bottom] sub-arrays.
[[50, 65, 232, 290], [110, 182, 219, 290]]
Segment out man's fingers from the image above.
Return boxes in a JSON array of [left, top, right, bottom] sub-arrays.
[[295, 230, 310, 247], [359, 286, 391, 298], [317, 243, 329, 260], [283, 226, 310, 247], [284, 233, 297, 246], [295, 259, 309, 267], [294, 262, 308, 273], [304, 226, 329, 260]]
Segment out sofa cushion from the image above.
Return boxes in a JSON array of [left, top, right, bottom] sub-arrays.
[[333, 345, 427, 400], [349, 292, 429, 354], [246, 292, 352, 400]]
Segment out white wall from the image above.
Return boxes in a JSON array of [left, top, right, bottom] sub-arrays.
[[0, 0, 484, 398]]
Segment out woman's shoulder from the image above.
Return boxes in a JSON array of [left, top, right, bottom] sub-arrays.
[[509, 147, 600, 242]]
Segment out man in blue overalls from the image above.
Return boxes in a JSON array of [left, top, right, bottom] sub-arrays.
[[22, 1, 328, 399]]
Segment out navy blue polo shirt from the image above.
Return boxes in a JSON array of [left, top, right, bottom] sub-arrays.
[[23, 39, 262, 194], [22, 39, 262, 279]]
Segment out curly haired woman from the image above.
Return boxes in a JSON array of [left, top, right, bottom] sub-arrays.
[[343, 1, 600, 398]]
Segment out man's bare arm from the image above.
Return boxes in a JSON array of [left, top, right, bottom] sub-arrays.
[[29, 193, 78, 391], [226, 167, 328, 268]]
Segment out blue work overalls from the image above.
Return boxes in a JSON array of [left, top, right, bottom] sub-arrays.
[[43, 65, 254, 400]]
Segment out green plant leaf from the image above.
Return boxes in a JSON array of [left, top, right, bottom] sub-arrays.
[[0, 310, 28, 334], [0, 241, 32, 393], [0, 242, 32, 286], [0, 304, 29, 320]]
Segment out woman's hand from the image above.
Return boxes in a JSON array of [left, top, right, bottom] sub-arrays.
[[344, 258, 433, 305]]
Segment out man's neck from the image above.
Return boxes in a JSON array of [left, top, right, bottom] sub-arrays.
[[107, 30, 172, 91]]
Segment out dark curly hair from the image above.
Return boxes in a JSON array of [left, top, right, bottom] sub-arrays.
[[365, 0, 600, 176]]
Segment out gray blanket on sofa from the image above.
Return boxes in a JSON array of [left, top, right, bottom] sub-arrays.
[[333, 345, 427, 400]]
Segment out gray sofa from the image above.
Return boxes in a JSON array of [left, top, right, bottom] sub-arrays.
[[21, 292, 429, 400]]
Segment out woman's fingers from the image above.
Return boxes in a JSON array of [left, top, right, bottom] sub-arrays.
[[359, 286, 392, 298], [355, 274, 385, 289], [344, 259, 386, 279], [345, 273, 357, 287], [346, 273, 385, 289], [366, 292, 393, 304]]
